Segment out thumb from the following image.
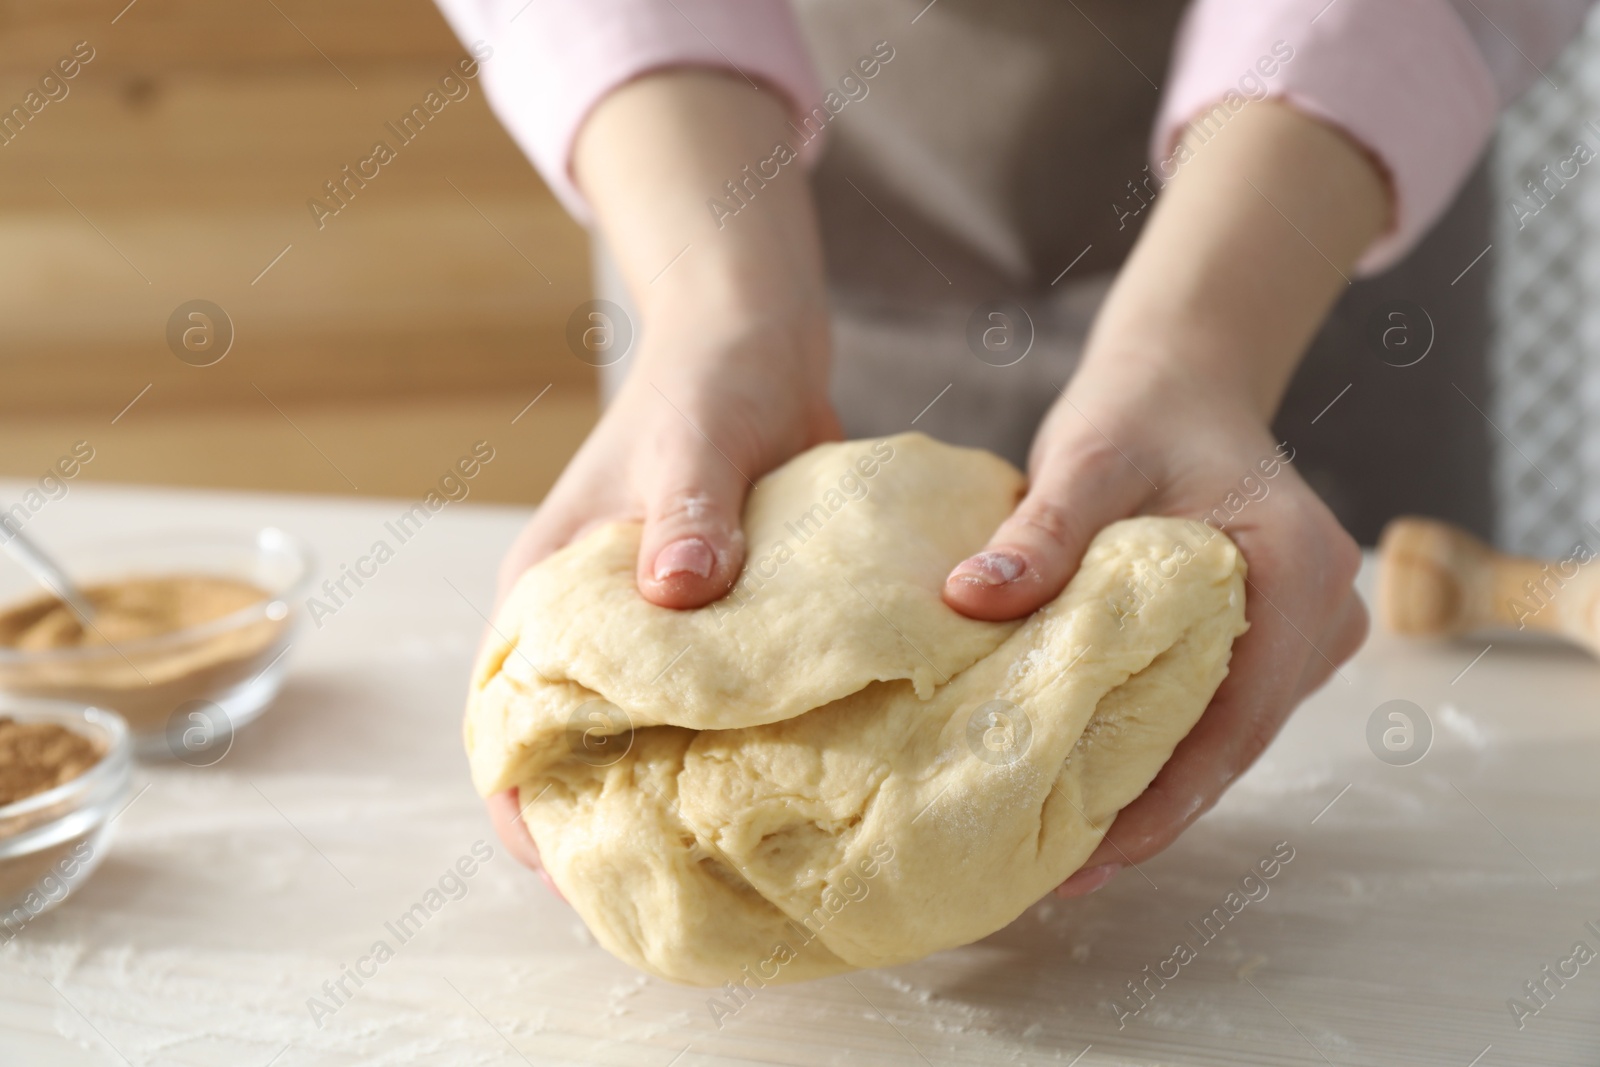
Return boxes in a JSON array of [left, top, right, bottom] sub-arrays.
[[943, 443, 1149, 621], [635, 427, 753, 610]]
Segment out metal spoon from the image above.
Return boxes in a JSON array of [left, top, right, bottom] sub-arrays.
[[0, 525, 96, 622]]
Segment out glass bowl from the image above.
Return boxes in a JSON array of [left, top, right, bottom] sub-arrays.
[[0, 699, 130, 931], [0, 527, 312, 760]]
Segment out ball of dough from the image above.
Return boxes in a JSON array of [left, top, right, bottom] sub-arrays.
[[465, 433, 1247, 986]]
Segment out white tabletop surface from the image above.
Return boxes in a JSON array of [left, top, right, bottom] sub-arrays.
[[0, 479, 1596, 1067]]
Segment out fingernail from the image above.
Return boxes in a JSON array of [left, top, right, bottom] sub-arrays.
[[653, 537, 715, 581], [1055, 863, 1121, 898], [949, 550, 1026, 587]]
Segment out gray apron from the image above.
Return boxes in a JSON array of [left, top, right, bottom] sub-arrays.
[[600, 0, 1494, 544]]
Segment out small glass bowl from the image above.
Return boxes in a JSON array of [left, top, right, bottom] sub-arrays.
[[0, 527, 312, 760], [0, 699, 130, 928]]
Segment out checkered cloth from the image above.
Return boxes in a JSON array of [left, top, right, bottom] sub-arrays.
[[1491, 7, 1600, 556]]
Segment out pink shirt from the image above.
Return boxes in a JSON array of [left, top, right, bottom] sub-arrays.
[[434, 0, 1591, 274]]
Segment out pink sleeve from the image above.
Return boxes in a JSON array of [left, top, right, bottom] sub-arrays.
[[432, 0, 822, 222], [1155, 0, 1590, 274]]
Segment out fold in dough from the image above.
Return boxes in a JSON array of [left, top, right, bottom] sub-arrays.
[[465, 433, 1248, 986]]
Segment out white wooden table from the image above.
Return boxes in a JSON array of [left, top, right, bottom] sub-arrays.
[[0, 480, 1595, 1066]]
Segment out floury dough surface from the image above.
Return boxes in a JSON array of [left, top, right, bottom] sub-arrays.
[[465, 434, 1249, 986]]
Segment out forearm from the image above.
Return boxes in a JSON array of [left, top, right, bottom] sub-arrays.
[[572, 69, 828, 344], [1073, 101, 1390, 420]]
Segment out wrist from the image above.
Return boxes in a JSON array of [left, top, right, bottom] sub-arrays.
[[638, 243, 827, 332], [629, 274, 831, 394], [1069, 339, 1275, 429], [1068, 101, 1387, 428]]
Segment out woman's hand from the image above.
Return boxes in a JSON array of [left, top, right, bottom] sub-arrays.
[[945, 100, 1391, 895], [485, 69, 835, 881], [946, 368, 1367, 897], [487, 303, 838, 887], [491, 302, 836, 612]]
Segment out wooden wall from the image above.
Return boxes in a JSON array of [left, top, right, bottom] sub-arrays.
[[0, 0, 596, 503]]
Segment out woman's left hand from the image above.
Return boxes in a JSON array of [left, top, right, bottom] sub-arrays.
[[943, 99, 1390, 896], [942, 362, 1367, 898]]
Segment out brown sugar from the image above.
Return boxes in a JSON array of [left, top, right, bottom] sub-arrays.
[[0, 717, 103, 808]]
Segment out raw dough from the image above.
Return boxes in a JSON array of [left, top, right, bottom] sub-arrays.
[[465, 433, 1247, 986]]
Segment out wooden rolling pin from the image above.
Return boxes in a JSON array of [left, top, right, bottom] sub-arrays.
[[1376, 516, 1600, 656]]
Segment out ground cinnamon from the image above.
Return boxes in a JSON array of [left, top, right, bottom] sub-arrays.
[[0, 575, 284, 735], [0, 717, 103, 808]]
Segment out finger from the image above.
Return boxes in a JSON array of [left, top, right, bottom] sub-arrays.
[[485, 789, 566, 901], [944, 441, 1148, 621], [1290, 589, 1369, 701], [635, 431, 752, 610]]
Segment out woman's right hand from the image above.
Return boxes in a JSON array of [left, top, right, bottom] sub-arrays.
[[493, 297, 838, 611], [487, 294, 837, 892], [483, 68, 835, 883]]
